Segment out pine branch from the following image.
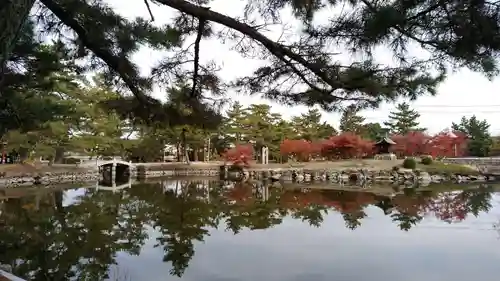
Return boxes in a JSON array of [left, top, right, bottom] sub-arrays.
[[144, 0, 155, 21], [191, 17, 204, 98], [155, 0, 355, 100], [40, 0, 153, 108]]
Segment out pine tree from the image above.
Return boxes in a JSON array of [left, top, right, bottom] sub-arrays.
[[1, 20, 79, 137], [452, 116, 492, 157], [339, 105, 365, 134], [4, 0, 500, 118], [291, 109, 337, 140], [223, 102, 248, 143], [383, 103, 425, 135]]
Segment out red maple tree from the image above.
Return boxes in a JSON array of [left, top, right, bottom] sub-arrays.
[[427, 131, 468, 157], [321, 133, 374, 159], [280, 139, 313, 161], [223, 144, 254, 167], [390, 131, 430, 157], [390, 130, 468, 157]]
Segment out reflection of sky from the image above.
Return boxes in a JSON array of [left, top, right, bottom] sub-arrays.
[[108, 193, 500, 281], [62, 188, 87, 207]]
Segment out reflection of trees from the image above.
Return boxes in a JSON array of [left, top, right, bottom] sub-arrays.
[[0, 189, 149, 281], [0, 183, 496, 279]]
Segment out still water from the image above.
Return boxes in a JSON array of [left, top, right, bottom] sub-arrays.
[[1, 180, 500, 281]]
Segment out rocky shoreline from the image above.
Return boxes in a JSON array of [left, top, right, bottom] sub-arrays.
[[225, 167, 499, 186], [0, 163, 498, 188]]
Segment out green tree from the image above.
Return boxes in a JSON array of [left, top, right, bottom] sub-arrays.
[[384, 102, 425, 135], [222, 102, 248, 144], [339, 105, 365, 134], [360, 122, 386, 141], [291, 109, 337, 140], [452, 116, 492, 157], [1, 20, 79, 140]]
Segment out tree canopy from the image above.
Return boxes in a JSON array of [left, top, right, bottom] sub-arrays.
[[3, 0, 500, 118]]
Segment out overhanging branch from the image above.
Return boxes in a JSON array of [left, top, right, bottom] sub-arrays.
[[155, 0, 347, 94], [40, 0, 153, 107]]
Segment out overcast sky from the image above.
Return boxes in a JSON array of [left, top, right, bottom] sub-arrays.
[[104, 0, 500, 135]]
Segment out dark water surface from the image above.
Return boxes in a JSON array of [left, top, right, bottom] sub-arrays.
[[1, 180, 500, 281]]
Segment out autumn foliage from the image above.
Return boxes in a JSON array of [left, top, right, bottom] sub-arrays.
[[280, 133, 374, 160], [224, 186, 484, 225], [223, 144, 254, 167], [280, 139, 322, 161], [321, 133, 375, 159], [279, 130, 468, 160], [390, 130, 468, 157]]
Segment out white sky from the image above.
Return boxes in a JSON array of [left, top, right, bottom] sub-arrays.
[[105, 0, 500, 135]]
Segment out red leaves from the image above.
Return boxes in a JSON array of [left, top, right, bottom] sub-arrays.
[[427, 131, 468, 157], [223, 144, 254, 167], [390, 130, 468, 157], [321, 133, 374, 159], [279, 133, 374, 160], [280, 139, 322, 161], [280, 139, 311, 161], [391, 131, 431, 156]]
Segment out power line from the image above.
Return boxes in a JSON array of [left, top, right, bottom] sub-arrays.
[[416, 105, 500, 108], [417, 111, 500, 114]]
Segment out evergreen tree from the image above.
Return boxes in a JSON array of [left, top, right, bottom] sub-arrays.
[[339, 105, 365, 134], [360, 122, 386, 141], [0, 20, 79, 138], [4, 0, 500, 118], [243, 104, 280, 150], [452, 116, 492, 157], [291, 109, 337, 140], [384, 103, 425, 135], [223, 102, 248, 144]]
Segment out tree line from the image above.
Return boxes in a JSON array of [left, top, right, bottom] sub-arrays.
[[1, 20, 498, 164]]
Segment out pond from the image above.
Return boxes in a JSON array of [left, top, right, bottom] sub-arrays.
[[1, 180, 500, 281]]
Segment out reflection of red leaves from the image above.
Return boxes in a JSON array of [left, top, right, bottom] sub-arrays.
[[224, 184, 474, 224], [392, 194, 431, 216], [278, 190, 377, 213], [223, 144, 254, 167], [226, 184, 255, 205], [426, 193, 468, 223]]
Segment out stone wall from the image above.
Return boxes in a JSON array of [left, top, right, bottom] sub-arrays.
[[135, 165, 219, 179], [0, 171, 100, 187], [224, 168, 499, 186], [442, 157, 500, 166], [0, 166, 219, 188], [1, 162, 499, 188]]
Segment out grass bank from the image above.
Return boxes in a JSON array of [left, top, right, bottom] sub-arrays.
[[415, 162, 480, 175]]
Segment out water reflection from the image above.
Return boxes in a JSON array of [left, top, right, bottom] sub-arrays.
[[0, 181, 498, 280]]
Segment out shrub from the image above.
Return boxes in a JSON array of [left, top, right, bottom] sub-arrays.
[[402, 157, 417, 169], [421, 156, 433, 165], [223, 144, 254, 167], [63, 157, 81, 165]]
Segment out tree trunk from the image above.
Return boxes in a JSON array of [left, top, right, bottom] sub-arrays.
[[176, 143, 181, 162], [18, 147, 29, 162], [193, 148, 199, 161], [54, 147, 65, 164], [0, 0, 36, 74], [181, 129, 190, 164]]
